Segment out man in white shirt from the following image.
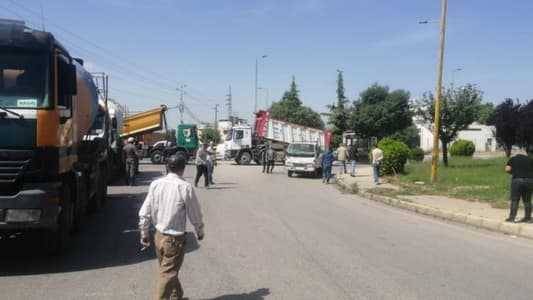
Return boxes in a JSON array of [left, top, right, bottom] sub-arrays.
[[195, 143, 209, 188], [371, 145, 384, 185], [139, 154, 205, 300], [206, 142, 216, 185]]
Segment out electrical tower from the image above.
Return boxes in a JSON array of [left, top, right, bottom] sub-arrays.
[[226, 85, 233, 124], [177, 84, 186, 124], [214, 104, 219, 130]]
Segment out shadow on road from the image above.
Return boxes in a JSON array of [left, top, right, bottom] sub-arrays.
[[208, 288, 271, 300], [0, 170, 201, 276]]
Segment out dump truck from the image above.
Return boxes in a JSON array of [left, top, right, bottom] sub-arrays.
[[121, 106, 198, 163], [0, 19, 112, 253], [219, 110, 332, 165]]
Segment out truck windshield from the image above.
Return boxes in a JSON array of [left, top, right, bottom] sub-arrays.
[[0, 52, 49, 109], [287, 144, 317, 157]]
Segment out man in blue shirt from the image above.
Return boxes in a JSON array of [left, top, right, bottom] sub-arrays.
[[321, 148, 335, 184]]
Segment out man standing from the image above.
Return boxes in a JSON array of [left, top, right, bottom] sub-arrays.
[[321, 148, 335, 184], [336, 143, 349, 174], [266, 145, 276, 174], [194, 143, 209, 188], [123, 137, 139, 186], [139, 155, 204, 300], [505, 151, 533, 223], [348, 144, 358, 177], [371, 145, 384, 185], [206, 142, 216, 185]]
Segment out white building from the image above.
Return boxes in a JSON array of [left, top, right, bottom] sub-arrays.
[[415, 119, 497, 153]]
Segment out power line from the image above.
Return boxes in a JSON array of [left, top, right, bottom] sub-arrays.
[[5, 0, 216, 106]]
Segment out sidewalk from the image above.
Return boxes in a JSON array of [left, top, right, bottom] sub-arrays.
[[336, 164, 533, 240]]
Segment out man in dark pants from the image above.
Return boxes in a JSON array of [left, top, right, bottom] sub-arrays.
[[194, 143, 209, 188], [505, 151, 533, 223], [123, 137, 139, 186]]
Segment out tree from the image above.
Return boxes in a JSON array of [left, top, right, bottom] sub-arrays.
[[388, 125, 421, 149], [327, 71, 350, 147], [270, 77, 324, 129], [476, 102, 495, 124], [417, 84, 483, 166], [200, 127, 221, 145], [350, 83, 412, 140], [518, 100, 533, 152], [488, 98, 520, 157]]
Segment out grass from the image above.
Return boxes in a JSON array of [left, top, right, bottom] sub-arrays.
[[398, 157, 510, 205]]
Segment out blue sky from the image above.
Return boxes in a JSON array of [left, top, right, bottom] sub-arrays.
[[2, 0, 533, 126]]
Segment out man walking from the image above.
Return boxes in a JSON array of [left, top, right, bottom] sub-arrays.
[[139, 155, 204, 300], [321, 148, 335, 184], [371, 145, 384, 185], [505, 151, 533, 223], [336, 143, 349, 174], [266, 145, 276, 174], [123, 137, 139, 186], [195, 143, 209, 188], [206, 142, 216, 185]]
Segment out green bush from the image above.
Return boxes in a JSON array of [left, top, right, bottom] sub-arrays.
[[409, 147, 425, 161], [377, 138, 410, 175], [450, 139, 475, 157]]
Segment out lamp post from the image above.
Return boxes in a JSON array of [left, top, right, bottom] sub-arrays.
[[430, 0, 449, 183], [451, 67, 463, 87], [254, 55, 268, 113]]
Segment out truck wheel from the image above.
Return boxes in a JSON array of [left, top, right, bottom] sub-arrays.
[[288, 171, 293, 177], [150, 150, 164, 164], [239, 152, 252, 165], [45, 185, 74, 255]]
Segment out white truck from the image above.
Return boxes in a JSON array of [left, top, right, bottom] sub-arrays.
[[218, 110, 331, 165], [285, 142, 324, 177]]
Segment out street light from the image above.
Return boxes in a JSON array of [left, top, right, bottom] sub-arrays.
[[421, 0, 449, 183], [451, 67, 463, 87], [258, 87, 270, 109], [255, 55, 268, 113]]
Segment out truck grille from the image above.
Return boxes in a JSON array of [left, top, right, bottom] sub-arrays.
[[0, 150, 33, 196]]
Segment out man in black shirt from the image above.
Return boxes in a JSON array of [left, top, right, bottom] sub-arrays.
[[505, 152, 533, 222]]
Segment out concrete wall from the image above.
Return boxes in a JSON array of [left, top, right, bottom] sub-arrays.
[[415, 121, 497, 153]]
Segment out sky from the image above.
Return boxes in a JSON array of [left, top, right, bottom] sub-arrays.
[[2, 0, 533, 127]]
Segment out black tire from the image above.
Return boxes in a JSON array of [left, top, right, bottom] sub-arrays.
[[150, 150, 164, 164], [44, 185, 74, 255], [288, 171, 293, 177], [239, 152, 252, 165]]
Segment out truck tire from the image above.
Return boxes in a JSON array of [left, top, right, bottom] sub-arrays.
[[239, 152, 252, 165], [44, 185, 74, 255], [150, 150, 164, 164]]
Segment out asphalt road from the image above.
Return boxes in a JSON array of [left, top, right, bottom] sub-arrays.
[[1, 161, 533, 299]]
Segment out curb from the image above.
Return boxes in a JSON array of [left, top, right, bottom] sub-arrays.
[[336, 179, 533, 240]]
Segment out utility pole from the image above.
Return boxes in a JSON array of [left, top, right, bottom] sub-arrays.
[[254, 55, 267, 113], [226, 85, 233, 124], [430, 0, 448, 183], [178, 84, 186, 124], [214, 104, 219, 130]]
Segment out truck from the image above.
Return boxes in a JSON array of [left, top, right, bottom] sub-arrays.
[[219, 110, 331, 165], [0, 19, 112, 253], [285, 142, 324, 178], [150, 124, 199, 163], [121, 108, 198, 163]]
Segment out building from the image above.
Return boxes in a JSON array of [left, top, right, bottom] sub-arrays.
[[415, 119, 497, 153]]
